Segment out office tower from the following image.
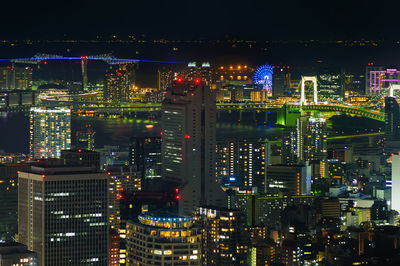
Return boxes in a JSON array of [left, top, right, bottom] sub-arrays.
[[61, 148, 100, 169], [198, 207, 249, 265], [317, 67, 344, 99], [161, 79, 227, 215], [76, 124, 95, 151], [126, 212, 201, 266], [266, 164, 311, 196], [0, 66, 33, 90], [273, 66, 291, 97], [296, 116, 327, 162], [18, 166, 109, 265], [129, 137, 162, 187], [104, 64, 135, 103], [0, 242, 37, 265], [385, 97, 400, 141], [29, 107, 71, 159], [0, 163, 30, 241], [281, 128, 297, 164], [216, 138, 271, 193], [391, 154, 400, 212]]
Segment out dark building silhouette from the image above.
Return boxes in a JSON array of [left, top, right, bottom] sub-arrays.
[[385, 96, 400, 140]]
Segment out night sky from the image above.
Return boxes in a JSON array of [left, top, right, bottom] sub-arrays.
[[2, 0, 399, 40]]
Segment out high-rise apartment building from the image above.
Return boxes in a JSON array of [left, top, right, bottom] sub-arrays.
[[18, 166, 109, 265], [385, 96, 400, 141], [161, 79, 226, 215], [216, 138, 271, 193], [104, 64, 135, 103], [198, 207, 249, 265], [126, 212, 201, 266], [281, 128, 297, 164], [29, 107, 71, 159], [296, 116, 327, 162], [0, 66, 33, 90]]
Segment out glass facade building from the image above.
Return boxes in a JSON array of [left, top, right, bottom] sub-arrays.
[[18, 166, 109, 266]]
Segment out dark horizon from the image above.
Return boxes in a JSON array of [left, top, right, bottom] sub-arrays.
[[2, 0, 399, 41]]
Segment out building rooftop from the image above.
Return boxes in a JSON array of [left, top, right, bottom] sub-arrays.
[[137, 211, 194, 228], [0, 241, 35, 254], [22, 166, 101, 175]]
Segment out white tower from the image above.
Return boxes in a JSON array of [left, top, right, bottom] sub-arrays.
[[300, 76, 318, 105]]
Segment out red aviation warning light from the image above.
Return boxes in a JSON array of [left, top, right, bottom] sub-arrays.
[[194, 78, 201, 84], [177, 77, 183, 83]]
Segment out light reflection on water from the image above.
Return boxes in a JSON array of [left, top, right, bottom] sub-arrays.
[[0, 113, 282, 153]]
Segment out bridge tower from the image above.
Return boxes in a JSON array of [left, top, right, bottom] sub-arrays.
[[300, 76, 318, 105], [81, 56, 88, 91]]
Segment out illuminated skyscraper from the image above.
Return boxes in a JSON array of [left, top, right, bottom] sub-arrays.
[[281, 128, 297, 164], [18, 166, 109, 266], [0, 66, 33, 90], [104, 64, 135, 103], [158, 68, 175, 91], [385, 96, 400, 141], [161, 79, 227, 215], [29, 107, 71, 159], [296, 116, 327, 162], [216, 139, 271, 193], [391, 155, 400, 212]]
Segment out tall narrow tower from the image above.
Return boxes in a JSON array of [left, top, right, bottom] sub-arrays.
[[385, 96, 400, 141], [81, 56, 88, 91], [161, 78, 226, 215]]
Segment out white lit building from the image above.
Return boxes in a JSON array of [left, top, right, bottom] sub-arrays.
[[391, 154, 400, 212], [29, 107, 71, 159]]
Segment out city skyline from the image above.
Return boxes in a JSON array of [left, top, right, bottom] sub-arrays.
[[3, 3, 400, 264]]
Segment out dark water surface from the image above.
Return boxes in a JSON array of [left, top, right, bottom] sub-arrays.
[[0, 112, 282, 154]]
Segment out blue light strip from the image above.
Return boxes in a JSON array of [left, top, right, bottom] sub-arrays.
[[0, 57, 187, 64]]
